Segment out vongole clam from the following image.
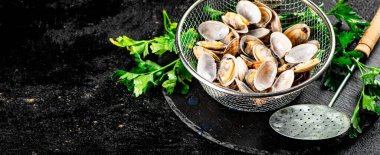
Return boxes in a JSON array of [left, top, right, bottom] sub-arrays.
[[284, 24, 311, 46], [193, 0, 322, 95], [253, 1, 282, 32], [222, 12, 250, 33]]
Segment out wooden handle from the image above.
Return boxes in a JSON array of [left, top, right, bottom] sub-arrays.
[[355, 8, 380, 57]]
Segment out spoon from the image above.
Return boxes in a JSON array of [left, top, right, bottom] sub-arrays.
[[269, 8, 380, 140]]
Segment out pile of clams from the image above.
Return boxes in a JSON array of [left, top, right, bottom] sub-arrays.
[[195, 0, 321, 93]]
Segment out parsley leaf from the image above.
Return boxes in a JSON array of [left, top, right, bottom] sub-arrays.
[[110, 10, 193, 96], [350, 60, 380, 137], [338, 31, 355, 50], [203, 5, 224, 20], [181, 28, 200, 49], [109, 10, 178, 57], [327, 0, 370, 38]]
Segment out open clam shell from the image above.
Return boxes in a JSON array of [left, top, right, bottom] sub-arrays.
[[240, 35, 264, 57], [221, 28, 240, 45], [222, 12, 249, 33], [270, 32, 292, 58], [197, 41, 226, 50], [198, 21, 230, 41], [271, 70, 295, 92], [244, 69, 258, 91], [254, 61, 278, 91], [236, 0, 261, 24], [284, 24, 310, 46], [253, 1, 282, 32], [253, 44, 274, 62], [197, 53, 217, 82], [240, 54, 255, 68], [256, 7, 272, 28], [193, 46, 221, 62], [308, 40, 320, 49], [293, 58, 320, 73], [236, 78, 254, 93], [285, 44, 318, 64], [248, 28, 270, 44], [223, 38, 239, 56], [236, 56, 249, 81], [218, 54, 238, 86]]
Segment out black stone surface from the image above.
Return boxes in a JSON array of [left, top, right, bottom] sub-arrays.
[[0, 0, 379, 154]]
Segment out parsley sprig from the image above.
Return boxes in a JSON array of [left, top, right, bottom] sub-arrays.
[[326, 0, 370, 38], [322, 0, 369, 91], [110, 10, 177, 58], [110, 10, 196, 96], [350, 59, 380, 138]]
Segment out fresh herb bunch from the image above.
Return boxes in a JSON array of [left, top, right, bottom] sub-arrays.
[[110, 10, 197, 97], [323, 0, 369, 91], [350, 59, 380, 138]]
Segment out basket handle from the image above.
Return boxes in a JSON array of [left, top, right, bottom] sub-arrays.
[[355, 7, 380, 57]]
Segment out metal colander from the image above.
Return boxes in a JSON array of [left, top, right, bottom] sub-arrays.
[[176, 0, 335, 112]]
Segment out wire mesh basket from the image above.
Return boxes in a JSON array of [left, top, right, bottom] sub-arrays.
[[176, 0, 335, 112]]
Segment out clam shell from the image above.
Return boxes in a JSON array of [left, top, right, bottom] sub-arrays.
[[256, 7, 272, 28], [253, 61, 262, 69], [253, 44, 274, 62], [198, 21, 230, 41], [308, 40, 320, 49], [236, 57, 249, 81], [254, 1, 282, 32], [284, 24, 310, 46], [248, 28, 270, 39], [293, 58, 320, 73], [222, 12, 249, 33], [240, 35, 264, 57], [244, 69, 257, 91], [277, 64, 292, 74], [236, 1, 261, 24], [235, 78, 254, 93], [223, 38, 239, 56], [270, 32, 292, 58], [285, 44, 318, 64], [240, 54, 255, 67], [254, 61, 277, 91], [218, 54, 237, 86], [197, 41, 226, 50], [221, 29, 239, 44], [271, 70, 295, 92], [197, 53, 217, 82], [193, 46, 221, 62]]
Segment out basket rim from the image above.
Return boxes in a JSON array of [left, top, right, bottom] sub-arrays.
[[176, 0, 336, 98]]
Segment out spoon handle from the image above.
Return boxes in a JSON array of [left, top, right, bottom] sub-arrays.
[[355, 7, 380, 57], [328, 8, 380, 107]]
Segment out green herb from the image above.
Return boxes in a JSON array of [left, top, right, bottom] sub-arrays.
[[349, 59, 380, 138], [110, 10, 193, 96], [181, 28, 201, 49], [327, 0, 370, 38], [109, 10, 177, 58], [203, 5, 224, 20], [322, 0, 368, 91], [280, 4, 325, 30]]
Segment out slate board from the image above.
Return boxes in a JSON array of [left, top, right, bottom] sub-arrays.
[[164, 0, 380, 154]]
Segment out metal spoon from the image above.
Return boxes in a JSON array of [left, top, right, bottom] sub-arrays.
[[269, 8, 380, 140], [268, 68, 352, 140]]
